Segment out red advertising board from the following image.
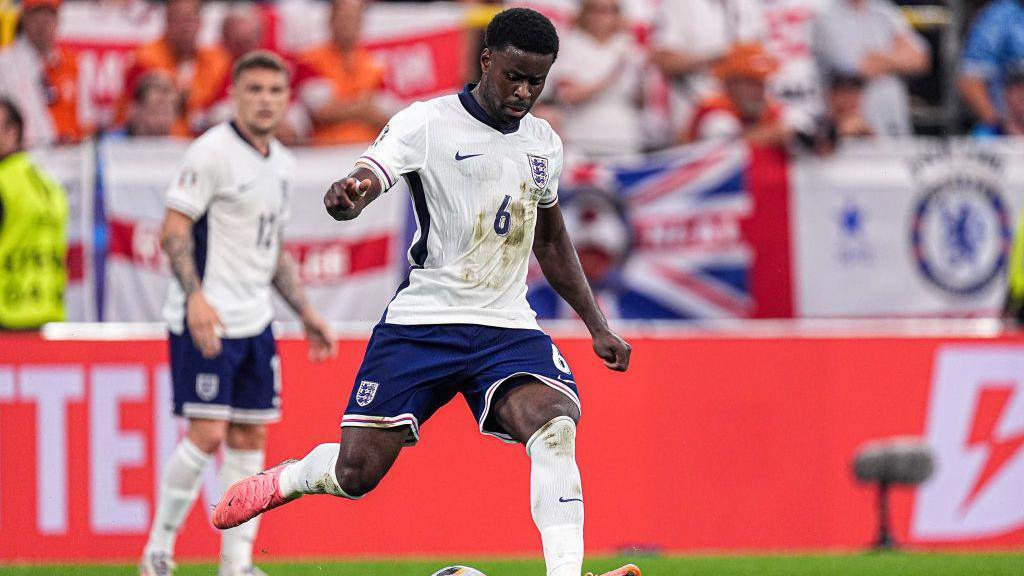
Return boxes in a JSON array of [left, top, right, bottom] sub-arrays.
[[1, 328, 1023, 562]]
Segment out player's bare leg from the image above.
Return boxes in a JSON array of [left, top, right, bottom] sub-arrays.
[[213, 426, 406, 528], [219, 423, 267, 576], [142, 419, 227, 576], [492, 380, 585, 576]]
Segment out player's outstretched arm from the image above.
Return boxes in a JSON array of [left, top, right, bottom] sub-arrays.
[[161, 208, 224, 359], [272, 235, 338, 361], [324, 166, 384, 221], [534, 205, 632, 371]]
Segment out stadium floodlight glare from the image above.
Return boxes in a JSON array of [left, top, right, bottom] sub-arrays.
[[852, 437, 935, 550]]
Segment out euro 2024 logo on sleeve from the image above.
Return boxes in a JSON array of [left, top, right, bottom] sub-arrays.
[[913, 347, 1024, 541], [909, 147, 1011, 297]]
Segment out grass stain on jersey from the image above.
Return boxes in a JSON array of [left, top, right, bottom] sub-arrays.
[[462, 183, 535, 290]]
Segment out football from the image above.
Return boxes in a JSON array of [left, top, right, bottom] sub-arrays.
[[429, 567, 487, 576]]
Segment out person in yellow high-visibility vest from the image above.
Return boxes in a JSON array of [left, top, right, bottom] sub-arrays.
[[0, 97, 67, 329]]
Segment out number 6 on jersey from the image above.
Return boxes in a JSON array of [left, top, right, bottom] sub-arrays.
[[493, 194, 512, 236]]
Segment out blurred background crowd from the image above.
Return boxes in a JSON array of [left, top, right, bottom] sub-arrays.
[[2, 0, 1024, 329], [0, 0, 1021, 155]]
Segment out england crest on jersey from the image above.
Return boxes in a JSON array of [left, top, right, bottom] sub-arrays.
[[356, 380, 379, 406], [528, 154, 550, 189]]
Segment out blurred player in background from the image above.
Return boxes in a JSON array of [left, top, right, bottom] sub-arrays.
[[140, 51, 336, 576], [213, 9, 638, 576]]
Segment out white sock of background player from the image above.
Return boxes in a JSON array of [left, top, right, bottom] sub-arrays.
[[144, 438, 211, 556], [278, 443, 362, 499], [219, 446, 265, 571], [528, 416, 585, 576]]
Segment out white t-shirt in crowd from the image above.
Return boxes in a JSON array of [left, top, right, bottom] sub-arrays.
[[549, 29, 647, 157], [652, 0, 766, 132]]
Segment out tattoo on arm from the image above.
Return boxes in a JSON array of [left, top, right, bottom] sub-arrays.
[[272, 244, 310, 315], [162, 233, 202, 297]]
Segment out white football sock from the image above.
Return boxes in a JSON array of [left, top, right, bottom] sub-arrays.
[[145, 438, 211, 554], [527, 416, 584, 576], [278, 443, 361, 499], [219, 446, 265, 572]]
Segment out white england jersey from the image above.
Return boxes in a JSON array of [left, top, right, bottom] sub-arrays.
[[359, 86, 563, 329], [163, 122, 296, 337]]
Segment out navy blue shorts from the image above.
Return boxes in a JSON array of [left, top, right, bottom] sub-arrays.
[[169, 324, 281, 424], [342, 323, 580, 445]]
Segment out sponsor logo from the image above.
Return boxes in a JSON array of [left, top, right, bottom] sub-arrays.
[[912, 347, 1024, 540], [455, 151, 483, 161], [527, 154, 550, 189], [909, 150, 1011, 297], [196, 373, 219, 402], [356, 380, 379, 407]]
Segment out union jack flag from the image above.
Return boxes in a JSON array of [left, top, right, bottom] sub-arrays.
[[529, 141, 754, 319]]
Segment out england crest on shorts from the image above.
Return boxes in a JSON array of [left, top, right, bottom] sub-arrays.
[[528, 154, 550, 189], [356, 380, 379, 407], [196, 373, 219, 401]]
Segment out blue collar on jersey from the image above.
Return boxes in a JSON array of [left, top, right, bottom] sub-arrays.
[[458, 83, 520, 135], [229, 121, 272, 159]]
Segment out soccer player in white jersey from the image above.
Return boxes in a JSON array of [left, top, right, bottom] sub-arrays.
[[213, 11, 639, 576], [140, 51, 337, 576]]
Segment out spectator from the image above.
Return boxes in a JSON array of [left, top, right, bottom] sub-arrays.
[[0, 98, 67, 330], [121, 0, 229, 137], [0, 0, 85, 147], [798, 72, 874, 154], [121, 71, 178, 137], [651, 0, 766, 140], [547, 0, 646, 157], [685, 43, 793, 148], [973, 65, 1024, 137], [812, 0, 930, 136], [959, 0, 1024, 133], [191, 3, 268, 133], [294, 0, 389, 145], [827, 72, 875, 139]]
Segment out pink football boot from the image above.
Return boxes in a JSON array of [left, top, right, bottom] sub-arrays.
[[212, 460, 299, 529]]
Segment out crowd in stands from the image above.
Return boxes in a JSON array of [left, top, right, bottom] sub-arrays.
[[0, 0, 1022, 155]]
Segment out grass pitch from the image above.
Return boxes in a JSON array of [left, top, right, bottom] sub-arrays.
[[2, 553, 1023, 576]]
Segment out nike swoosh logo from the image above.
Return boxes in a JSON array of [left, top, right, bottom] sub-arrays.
[[238, 181, 255, 192], [455, 151, 483, 161], [557, 375, 575, 384], [559, 497, 583, 503]]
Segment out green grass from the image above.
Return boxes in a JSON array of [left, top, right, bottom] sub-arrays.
[[2, 554, 1023, 575]]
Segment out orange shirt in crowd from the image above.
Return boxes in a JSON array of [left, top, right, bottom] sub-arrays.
[[294, 44, 384, 146], [122, 38, 231, 136], [685, 95, 785, 144], [44, 45, 84, 142]]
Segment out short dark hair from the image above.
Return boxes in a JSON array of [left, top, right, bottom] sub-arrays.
[[232, 50, 290, 84], [0, 98, 24, 145], [484, 8, 559, 60]]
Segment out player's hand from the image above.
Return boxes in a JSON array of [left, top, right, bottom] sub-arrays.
[[301, 309, 337, 362], [324, 177, 371, 221], [592, 327, 631, 372], [186, 291, 224, 359]]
